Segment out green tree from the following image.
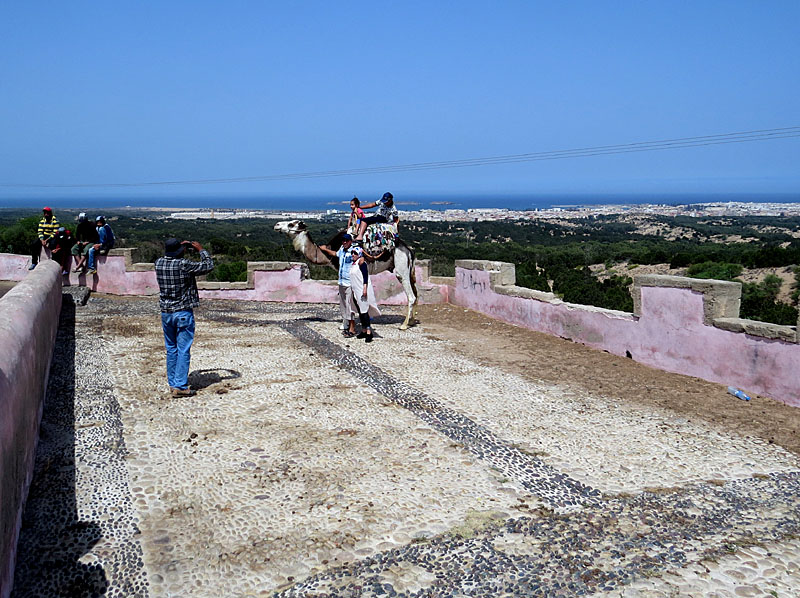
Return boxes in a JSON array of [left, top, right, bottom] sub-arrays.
[[686, 261, 742, 281], [740, 275, 798, 326]]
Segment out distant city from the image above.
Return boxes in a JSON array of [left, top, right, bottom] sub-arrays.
[[166, 201, 800, 223]]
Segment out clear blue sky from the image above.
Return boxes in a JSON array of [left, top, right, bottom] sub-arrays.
[[1, 1, 799, 204]]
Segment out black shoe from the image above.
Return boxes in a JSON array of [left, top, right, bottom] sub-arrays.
[[365, 333, 373, 343], [356, 331, 367, 339]]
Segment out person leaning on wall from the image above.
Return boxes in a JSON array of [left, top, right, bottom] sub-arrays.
[[28, 206, 60, 270], [155, 238, 214, 397], [85, 215, 115, 276], [72, 212, 100, 273]]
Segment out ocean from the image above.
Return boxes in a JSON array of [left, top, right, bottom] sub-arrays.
[[1, 192, 798, 212]]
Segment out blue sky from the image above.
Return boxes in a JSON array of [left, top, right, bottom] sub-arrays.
[[1, 1, 799, 204]]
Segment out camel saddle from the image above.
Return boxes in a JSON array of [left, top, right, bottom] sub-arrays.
[[362, 223, 396, 256]]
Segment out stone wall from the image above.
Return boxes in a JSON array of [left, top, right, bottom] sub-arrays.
[[0, 250, 448, 306], [0, 261, 62, 598], [451, 260, 800, 407], [0, 252, 799, 406]]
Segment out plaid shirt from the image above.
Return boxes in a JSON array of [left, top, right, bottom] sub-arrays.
[[155, 250, 214, 312]]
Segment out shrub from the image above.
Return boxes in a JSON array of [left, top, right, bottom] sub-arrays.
[[686, 261, 742, 281]]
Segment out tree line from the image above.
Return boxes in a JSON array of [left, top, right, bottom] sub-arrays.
[[1, 209, 798, 325]]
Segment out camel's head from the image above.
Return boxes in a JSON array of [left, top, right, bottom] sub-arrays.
[[274, 220, 307, 237]]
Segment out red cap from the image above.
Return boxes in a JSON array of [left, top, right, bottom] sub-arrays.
[[42, 206, 52, 212]]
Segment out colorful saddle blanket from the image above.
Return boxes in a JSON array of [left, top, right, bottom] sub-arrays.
[[362, 223, 396, 256]]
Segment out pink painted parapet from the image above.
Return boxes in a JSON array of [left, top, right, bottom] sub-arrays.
[[452, 260, 800, 406], [198, 260, 449, 305], [0, 254, 30, 282], [0, 261, 62, 598], [0, 251, 450, 305]]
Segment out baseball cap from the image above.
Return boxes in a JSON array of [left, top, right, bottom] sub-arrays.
[[43, 206, 52, 213], [95, 215, 105, 222]]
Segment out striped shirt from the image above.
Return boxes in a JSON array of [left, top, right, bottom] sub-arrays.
[[155, 250, 214, 313], [37, 216, 60, 240]]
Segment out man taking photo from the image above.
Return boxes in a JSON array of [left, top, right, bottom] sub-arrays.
[[155, 238, 214, 397]]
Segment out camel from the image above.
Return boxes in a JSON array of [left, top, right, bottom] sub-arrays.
[[274, 220, 419, 329]]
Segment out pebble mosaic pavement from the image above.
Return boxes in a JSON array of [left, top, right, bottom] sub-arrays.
[[11, 294, 800, 597]]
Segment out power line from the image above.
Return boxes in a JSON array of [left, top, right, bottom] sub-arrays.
[[3, 126, 799, 189]]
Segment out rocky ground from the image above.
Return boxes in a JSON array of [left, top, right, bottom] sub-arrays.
[[11, 296, 800, 597]]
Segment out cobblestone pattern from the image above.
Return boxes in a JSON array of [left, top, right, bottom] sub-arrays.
[[277, 473, 800, 597], [12, 296, 149, 598], [13, 298, 800, 597], [281, 320, 602, 512]]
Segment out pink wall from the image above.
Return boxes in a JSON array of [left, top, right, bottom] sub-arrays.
[[0, 261, 62, 598], [452, 265, 800, 407], [0, 252, 442, 306], [1, 252, 797, 405], [198, 266, 431, 305]]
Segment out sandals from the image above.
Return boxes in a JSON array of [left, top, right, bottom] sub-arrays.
[[342, 330, 355, 338]]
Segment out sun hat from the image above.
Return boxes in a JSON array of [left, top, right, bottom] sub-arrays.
[[164, 238, 185, 258]]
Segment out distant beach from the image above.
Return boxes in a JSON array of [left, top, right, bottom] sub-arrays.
[[1, 192, 798, 212]]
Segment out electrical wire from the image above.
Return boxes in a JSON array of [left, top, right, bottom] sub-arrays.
[[3, 126, 798, 189]]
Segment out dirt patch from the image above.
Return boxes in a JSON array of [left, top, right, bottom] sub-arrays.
[[0, 280, 16, 299], [415, 304, 800, 456]]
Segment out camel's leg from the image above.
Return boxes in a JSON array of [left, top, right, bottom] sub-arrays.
[[397, 274, 416, 330], [394, 250, 417, 330]]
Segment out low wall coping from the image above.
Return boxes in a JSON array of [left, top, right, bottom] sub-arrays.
[[455, 259, 516, 286], [494, 284, 558, 303], [713, 317, 797, 342]]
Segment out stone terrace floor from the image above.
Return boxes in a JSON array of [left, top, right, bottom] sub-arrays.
[[11, 294, 800, 598]]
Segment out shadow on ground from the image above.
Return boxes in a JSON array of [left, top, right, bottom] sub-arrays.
[[189, 368, 241, 390], [11, 296, 108, 598]]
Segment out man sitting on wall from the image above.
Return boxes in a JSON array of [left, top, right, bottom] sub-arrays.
[[86, 216, 115, 276], [50, 227, 75, 275], [28, 206, 60, 270], [72, 212, 100, 273]]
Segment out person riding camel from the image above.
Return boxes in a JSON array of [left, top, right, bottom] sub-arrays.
[[354, 192, 399, 242], [347, 197, 364, 237]]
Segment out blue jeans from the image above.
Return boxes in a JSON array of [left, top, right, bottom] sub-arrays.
[[161, 310, 195, 390], [87, 246, 98, 269]]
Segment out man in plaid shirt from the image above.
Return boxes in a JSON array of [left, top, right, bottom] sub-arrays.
[[155, 238, 214, 397]]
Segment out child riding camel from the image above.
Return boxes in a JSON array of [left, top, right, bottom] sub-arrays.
[[354, 192, 399, 242]]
